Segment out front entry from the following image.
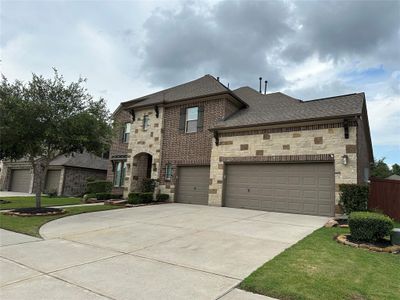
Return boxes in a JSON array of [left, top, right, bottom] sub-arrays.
[[131, 152, 153, 192], [176, 166, 210, 205]]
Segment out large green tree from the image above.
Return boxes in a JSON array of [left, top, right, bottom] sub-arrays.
[[0, 70, 111, 208], [392, 163, 400, 176], [370, 158, 392, 179]]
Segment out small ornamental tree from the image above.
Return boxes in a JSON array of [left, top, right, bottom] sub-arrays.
[[0, 70, 112, 209]]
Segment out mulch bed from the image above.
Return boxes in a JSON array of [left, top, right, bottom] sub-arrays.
[[4, 207, 66, 217], [336, 234, 400, 254]]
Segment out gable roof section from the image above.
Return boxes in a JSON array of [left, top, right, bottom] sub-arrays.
[[49, 152, 108, 170], [122, 75, 237, 109], [214, 87, 365, 129]]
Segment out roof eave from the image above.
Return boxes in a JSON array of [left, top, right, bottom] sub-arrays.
[[209, 113, 362, 132]]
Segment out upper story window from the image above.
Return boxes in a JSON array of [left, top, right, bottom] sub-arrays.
[[143, 115, 149, 130], [122, 123, 131, 143], [185, 107, 199, 133]]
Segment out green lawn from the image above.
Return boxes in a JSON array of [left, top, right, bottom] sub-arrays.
[[240, 223, 400, 300], [0, 196, 82, 210], [0, 205, 123, 237]]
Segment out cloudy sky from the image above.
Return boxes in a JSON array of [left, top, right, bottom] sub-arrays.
[[1, 0, 399, 164]]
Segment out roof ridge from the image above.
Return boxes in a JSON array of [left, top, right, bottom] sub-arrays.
[[305, 92, 363, 103], [122, 74, 228, 104]]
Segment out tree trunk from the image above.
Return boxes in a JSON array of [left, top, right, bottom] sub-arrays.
[[31, 159, 48, 209]]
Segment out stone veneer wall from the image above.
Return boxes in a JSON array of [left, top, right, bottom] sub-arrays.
[[62, 167, 107, 196], [209, 122, 359, 206], [124, 107, 164, 198]]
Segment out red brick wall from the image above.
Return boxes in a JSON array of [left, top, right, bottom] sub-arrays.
[[107, 109, 132, 194], [160, 95, 240, 185]]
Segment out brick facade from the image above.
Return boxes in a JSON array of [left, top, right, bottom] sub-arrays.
[[107, 109, 132, 194], [158, 95, 240, 200]]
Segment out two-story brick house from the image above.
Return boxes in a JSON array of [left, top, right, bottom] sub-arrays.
[[108, 75, 373, 216]]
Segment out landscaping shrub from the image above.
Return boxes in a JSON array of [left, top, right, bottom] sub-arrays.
[[83, 193, 97, 201], [349, 211, 394, 242], [339, 184, 369, 214], [142, 178, 157, 192], [47, 189, 58, 198], [128, 193, 141, 205], [140, 192, 154, 203], [156, 193, 169, 202], [86, 180, 112, 194], [95, 193, 113, 200]]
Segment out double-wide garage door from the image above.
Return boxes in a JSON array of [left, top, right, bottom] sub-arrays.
[[225, 163, 334, 216], [176, 166, 210, 205]]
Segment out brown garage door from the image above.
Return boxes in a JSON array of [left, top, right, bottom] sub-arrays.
[[45, 170, 61, 194], [224, 163, 334, 216], [176, 166, 210, 205], [10, 169, 32, 193]]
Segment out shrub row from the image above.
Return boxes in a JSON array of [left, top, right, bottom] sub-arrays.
[[128, 192, 169, 205], [83, 193, 122, 201], [86, 180, 113, 194], [349, 211, 394, 242], [339, 184, 369, 214]]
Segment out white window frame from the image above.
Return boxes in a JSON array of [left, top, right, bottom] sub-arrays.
[[143, 115, 149, 130], [185, 106, 198, 133], [165, 163, 173, 180], [114, 161, 127, 187], [123, 123, 131, 143]]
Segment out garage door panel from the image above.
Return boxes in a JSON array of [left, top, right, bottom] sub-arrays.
[[225, 163, 334, 217], [177, 166, 210, 205], [10, 169, 32, 193]]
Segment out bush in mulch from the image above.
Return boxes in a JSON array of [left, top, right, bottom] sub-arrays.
[[0, 199, 11, 204], [4, 207, 65, 217], [349, 211, 394, 242], [336, 234, 400, 254]]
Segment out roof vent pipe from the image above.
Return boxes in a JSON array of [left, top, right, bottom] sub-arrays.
[[217, 76, 220, 82], [259, 77, 262, 93], [264, 80, 268, 94]]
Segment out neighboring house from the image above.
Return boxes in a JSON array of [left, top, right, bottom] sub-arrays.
[[0, 152, 107, 196], [386, 174, 400, 181], [108, 75, 373, 216]]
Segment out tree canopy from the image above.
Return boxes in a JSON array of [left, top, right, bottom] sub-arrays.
[[0, 70, 112, 207]]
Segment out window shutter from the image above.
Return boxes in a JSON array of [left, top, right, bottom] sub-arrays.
[[179, 107, 186, 131], [197, 105, 204, 131]]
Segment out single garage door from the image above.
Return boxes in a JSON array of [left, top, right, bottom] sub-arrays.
[[10, 169, 32, 193], [225, 163, 334, 216], [45, 170, 61, 194], [176, 166, 210, 205]]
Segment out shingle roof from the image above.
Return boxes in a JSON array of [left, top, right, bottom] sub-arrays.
[[49, 152, 108, 170], [122, 75, 230, 108], [214, 87, 365, 129]]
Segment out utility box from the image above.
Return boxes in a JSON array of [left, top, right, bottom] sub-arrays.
[[391, 228, 400, 246]]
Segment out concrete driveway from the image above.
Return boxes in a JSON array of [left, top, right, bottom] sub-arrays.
[[0, 203, 328, 300]]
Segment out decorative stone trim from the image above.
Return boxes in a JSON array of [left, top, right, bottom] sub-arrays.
[[346, 144, 357, 153], [314, 137, 323, 144], [336, 234, 400, 254], [282, 144, 290, 150], [293, 133, 301, 138], [5, 209, 66, 217], [256, 150, 264, 156], [209, 189, 217, 194], [219, 154, 335, 163], [219, 141, 233, 145], [219, 121, 357, 137], [240, 144, 249, 150]]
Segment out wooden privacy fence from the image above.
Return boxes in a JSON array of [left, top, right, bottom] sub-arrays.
[[368, 178, 400, 221]]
